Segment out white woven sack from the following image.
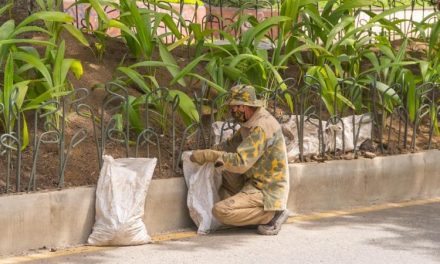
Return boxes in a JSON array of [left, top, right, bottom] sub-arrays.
[[182, 151, 223, 234], [88, 155, 157, 246]]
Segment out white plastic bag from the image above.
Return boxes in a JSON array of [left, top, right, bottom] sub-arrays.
[[281, 114, 372, 161], [282, 116, 326, 162], [88, 155, 157, 246], [182, 151, 223, 234], [211, 121, 240, 145], [324, 114, 372, 151]]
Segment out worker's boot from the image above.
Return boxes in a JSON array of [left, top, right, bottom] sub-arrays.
[[257, 209, 290, 235]]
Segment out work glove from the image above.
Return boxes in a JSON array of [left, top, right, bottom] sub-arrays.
[[190, 149, 224, 165]]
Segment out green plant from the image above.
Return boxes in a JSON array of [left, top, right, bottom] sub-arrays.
[[413, 11, 440, 83], [411, 11, 440, 134], [78, 0, 184, 61], [0, 12, 65, 65], [206, 0, 277, 8], [0, 53, 33, 148], [1, 53, 21, 134], [171, 15, 292, 103], [0, 9, 85, 138], [276, 0, 412, 116], [112, 59, 199, 132], [27, 0, 90, 57], [0, 2, 13, 18]]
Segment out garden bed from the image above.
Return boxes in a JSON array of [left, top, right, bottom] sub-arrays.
[[1, 30, 439, 193], [1, 2, 440, 194]]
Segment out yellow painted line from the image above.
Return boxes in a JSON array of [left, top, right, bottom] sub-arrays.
[[152, 231, 197, 242], [2, 196, 440, 263], [287, 196, 440, 224], [0, 246, 111, 264], [0, 231, 198, 264]]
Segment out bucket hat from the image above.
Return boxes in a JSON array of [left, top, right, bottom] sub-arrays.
[[228, 84, 264, 107]]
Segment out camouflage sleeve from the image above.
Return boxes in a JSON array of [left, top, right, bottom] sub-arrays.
[[221, 126, 266, 174], [213, 128, 243, 153]]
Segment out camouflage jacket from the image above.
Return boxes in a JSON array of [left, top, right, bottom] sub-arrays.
[[218, 107, 289, 210]]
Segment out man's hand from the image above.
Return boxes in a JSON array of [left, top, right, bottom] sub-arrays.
[[190, 149, 224, 165]]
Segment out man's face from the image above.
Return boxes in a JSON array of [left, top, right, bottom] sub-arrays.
[[230, 105, 249, 123]]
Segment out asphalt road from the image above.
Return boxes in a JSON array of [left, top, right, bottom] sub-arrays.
[[12, 200, 440, 264]]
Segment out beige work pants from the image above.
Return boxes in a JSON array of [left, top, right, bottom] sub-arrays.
[[212, 171, 275, 226]]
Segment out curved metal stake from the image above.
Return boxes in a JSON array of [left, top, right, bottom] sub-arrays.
[[28, 101, 60, 191], [0, 133, 21, 192], [176, 123, 199, 171], [76, 103, 101, 168], [136, 128, 162, 176], [171, 95, 180, 173], [59, 128, 88, 188]]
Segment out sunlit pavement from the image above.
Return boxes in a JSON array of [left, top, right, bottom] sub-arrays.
[[5, 199, 440, 264]]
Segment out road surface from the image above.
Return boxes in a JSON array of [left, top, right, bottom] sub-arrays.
[[4, 198, 440, 264]]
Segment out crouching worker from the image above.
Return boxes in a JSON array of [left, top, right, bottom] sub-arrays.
[[190, 85, 290, 235]]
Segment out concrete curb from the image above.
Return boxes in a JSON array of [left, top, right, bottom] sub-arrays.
[[1, 150, 440, 255], [288, 150, 440, 213]]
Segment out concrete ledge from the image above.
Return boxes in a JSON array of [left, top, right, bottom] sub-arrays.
[[0, 178, 193, 256], [287, 150, 440, 213], [0, 187, 95, 255], [2, 150, 440, 255]]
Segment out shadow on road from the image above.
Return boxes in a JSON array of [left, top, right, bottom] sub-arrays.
[[294, 202, 440, 261]]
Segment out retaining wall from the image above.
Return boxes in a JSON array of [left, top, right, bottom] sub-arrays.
[[2, 150, 440, 255]]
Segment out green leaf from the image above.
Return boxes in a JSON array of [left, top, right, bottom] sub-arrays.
[[0, 39, 55, 47], [13, 81, 30, 109], [22, 89, 59, 111], [3, 53, 14, 130], [223, 66, 251, 83], [334, 6, 407, 48], [374, 81, 401, 105], [11, 26, 51, 37], [84, 0, 109, 22], [62, 24, 89, 47], [280, 0, 300, 35], [159, 42, 185, 87], [168, 90, 200, 124], [129, 61, 177, 69], [117, 67, 151, 93], [187, 73, 227, 94], [53, 40, 66, 88], [241, 16, 291, 48], [0, 3, 13, 17], [401, 70, 416, 122], [189, 23, 203, 41], [107, 19, 140, 45], [21, 114, 29, 150], [127, 96, 143, 133], [170, 54, 206, 85], [127, 1, 153, 58], [70, 60, 84, 79], [431, 105, 440, 136], [326, 16, 355, 51], [419, 61, 429, 82], [388, 38, 408, 84], [0, 20, 15, 40], [18, 11, 74, 28], [159, 13, 182, 39], [428, 19, 440, 58]]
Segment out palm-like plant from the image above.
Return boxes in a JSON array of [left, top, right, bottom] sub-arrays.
[[76, 0, 184, 61], [168, 15, 292, 108]]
